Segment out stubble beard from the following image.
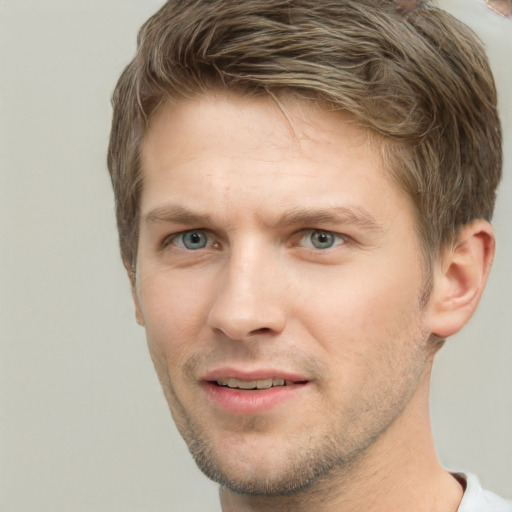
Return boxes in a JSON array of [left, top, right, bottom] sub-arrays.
[[145, 265, 435, 497], [157, 324, 432, 498], [162, 368, 360, 497], [183, 416, 379, 497]]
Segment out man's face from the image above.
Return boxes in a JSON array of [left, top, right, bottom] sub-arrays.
[[135, 92, 433, 494]]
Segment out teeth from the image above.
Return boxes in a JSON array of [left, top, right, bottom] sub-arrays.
[[238, 380, 257, 389], [256, 379, 273, 389], [215, 377, 289, 389]]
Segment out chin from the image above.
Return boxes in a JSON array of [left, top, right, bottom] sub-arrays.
[[183, 425, 354, 496], [195, 453, 332, 496]]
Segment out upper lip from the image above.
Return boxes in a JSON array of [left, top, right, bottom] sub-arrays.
[[202, 368, 309, 383]]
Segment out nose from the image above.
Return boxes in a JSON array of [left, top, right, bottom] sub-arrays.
[[207, 246, 287, 341]]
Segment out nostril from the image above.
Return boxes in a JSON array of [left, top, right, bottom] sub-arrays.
[[251, 327, 272, 335], [207, 293, 286, 340]]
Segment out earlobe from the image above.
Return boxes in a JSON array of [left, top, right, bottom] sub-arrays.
[[427, 221, 495, 339]]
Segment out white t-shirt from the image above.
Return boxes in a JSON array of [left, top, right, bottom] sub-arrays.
[[457, 473, 512, 512]]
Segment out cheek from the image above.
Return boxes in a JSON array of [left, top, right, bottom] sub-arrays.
[[137, 271, 213, 363], [292, 256, 424, 358], [294, 269, 427, 412]]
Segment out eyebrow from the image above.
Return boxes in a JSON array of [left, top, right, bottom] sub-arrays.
[[144, 203, 384, 234], [145, 204, 212, 226], [272, 206, 384, 234]]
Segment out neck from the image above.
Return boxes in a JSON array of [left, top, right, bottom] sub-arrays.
[[219, 364, 464, 512]]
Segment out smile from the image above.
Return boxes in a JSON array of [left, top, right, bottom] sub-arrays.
[[214, 377, 295, 390], [204, 374, 309, 414]]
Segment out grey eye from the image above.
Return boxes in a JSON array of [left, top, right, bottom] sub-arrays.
[[302, 230, 343, 250], [180, 231, 209, 250]]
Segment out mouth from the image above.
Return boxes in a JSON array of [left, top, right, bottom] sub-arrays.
[[203, 371, 309, 413], [212, 377, 307, 390]]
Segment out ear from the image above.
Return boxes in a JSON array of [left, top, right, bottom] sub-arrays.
[[123, 259, 145, 327], [427, 221, 495, 339]]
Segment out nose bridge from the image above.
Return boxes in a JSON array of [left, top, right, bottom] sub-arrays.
[[207, 238, 286, 340]]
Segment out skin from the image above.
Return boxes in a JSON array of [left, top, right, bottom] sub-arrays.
[[132, 91, 494, 511]]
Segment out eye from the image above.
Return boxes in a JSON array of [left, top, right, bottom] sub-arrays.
[[300, 229, 345, 250], [166, 230, 213, 250]]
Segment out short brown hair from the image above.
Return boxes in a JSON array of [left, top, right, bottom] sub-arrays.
[[107, 0, 502, 273]]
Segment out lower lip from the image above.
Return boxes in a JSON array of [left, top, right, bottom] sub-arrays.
[[203, 382, 307, 414]]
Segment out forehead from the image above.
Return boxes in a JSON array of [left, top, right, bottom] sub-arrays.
[[139, 91, 415, 231], [143, 91, 373, 166]]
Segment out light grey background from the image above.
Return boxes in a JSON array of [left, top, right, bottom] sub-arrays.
[[0, 1, 510, 510]]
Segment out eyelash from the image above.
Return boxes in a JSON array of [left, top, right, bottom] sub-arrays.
[[162, 230, 218, 251], [298, 229, 347, 250], [162, 228, 348, 252]]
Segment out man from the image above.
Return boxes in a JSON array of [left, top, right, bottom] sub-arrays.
[[107, 1, 511, 510]]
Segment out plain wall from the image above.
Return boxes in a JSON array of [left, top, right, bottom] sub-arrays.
[[1, 1, 510, 510]]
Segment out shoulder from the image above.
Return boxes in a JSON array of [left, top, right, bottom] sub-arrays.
[[456, 473, 512, 512]]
